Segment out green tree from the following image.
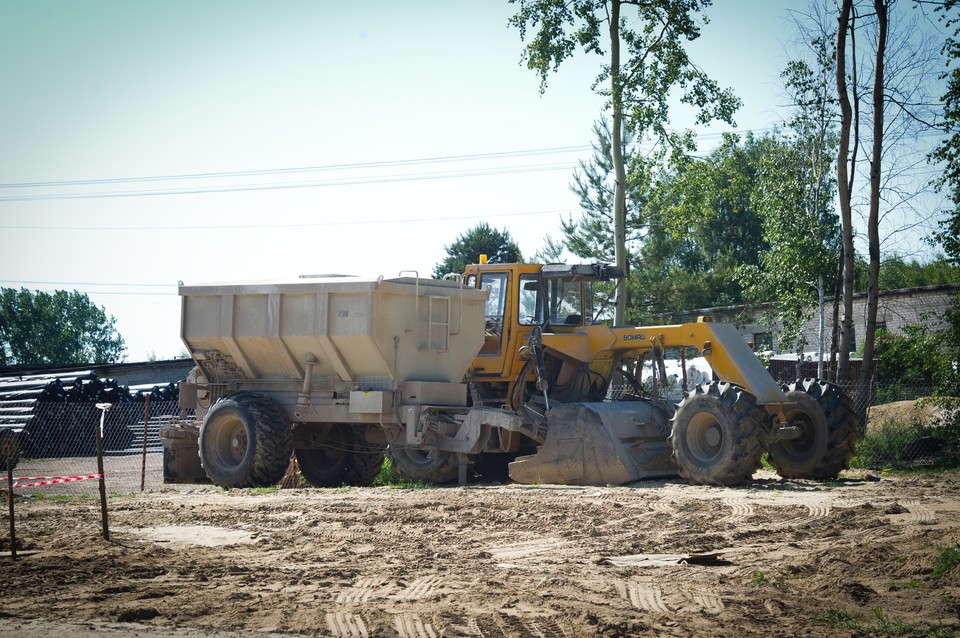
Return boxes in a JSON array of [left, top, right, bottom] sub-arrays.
[[874, 325, 958, 396], [432, 223, 523, 278], [0, 288, 126, 366], [740, 41, 840, 368], [562, 118, 648, 318], [741, 137, 839, 359], [563, 119, 646, 265], [931, 0, 960, 366], [509, 0, 740, 324], [635, 132, 771, 321]]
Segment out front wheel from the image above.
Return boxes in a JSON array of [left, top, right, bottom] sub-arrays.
[[767, 378, 860, 480], [199, 392, 292, 488], [296, 424, 384, 487], [386, 446, 465, 484], [669, 381, 765, 486]]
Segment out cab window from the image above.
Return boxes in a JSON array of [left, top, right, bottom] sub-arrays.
[[548, 279, 584, 326], [479, 272, 508, 355], [518, 275, 543, 326]]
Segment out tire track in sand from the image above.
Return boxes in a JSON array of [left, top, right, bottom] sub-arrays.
[[682, 588, 725, 615], [392, 575, 446, 602], [394, 614, 438, 638], [326, 612, 369, 638], [720, 497, 754, 524], [335, 576, 393, 604], [899, 500, 936, 524], [499, 613, 568, 637], [617, 580, 670, 613], [485, 538, 571, 561]]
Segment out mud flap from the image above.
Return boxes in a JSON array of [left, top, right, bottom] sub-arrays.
[[508, 402, 679, 486]]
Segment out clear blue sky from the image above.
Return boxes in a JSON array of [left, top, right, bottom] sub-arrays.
[[0, 1, 945, 361]]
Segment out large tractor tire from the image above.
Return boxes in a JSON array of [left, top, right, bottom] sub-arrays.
[[199, 392, 292, 488], [669, 381, 765, 486], [386, 446, 464, 484], [767, 378, 860, 480], [296, 424, 384, 487]]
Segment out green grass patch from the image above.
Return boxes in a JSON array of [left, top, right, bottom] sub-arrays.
[[932, 544, 960, 579], [850, 416, 960, 471], [250, 486, 279, 495], [372, 457, 433, 489], [888, 580, 926, 591], [815, 607, 864, 631], [816, 605, 958, 636]]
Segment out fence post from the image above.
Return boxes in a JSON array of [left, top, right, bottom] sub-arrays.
[[95, 403, 111, 541], [6, 459, 14, 560], [141, 395, 150, 492]]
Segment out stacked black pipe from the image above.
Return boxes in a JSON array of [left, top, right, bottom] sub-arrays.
[[0, 372, 180, 459]]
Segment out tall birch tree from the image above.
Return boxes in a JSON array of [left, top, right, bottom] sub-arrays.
[[508, 0, 739, 324]]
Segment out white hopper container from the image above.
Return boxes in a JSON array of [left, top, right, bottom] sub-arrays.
[[179, 276, 488, 389]]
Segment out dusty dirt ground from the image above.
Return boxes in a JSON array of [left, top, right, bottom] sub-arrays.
[[2, 469, 959, 637]]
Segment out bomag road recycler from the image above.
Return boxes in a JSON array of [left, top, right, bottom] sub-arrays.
[[163, 261, 860, 488]]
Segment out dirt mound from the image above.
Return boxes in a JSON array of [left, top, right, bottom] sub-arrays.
[[865, 398, 941, 433]]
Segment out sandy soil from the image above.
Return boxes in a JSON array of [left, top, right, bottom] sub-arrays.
[[2, 469, 959, 637]]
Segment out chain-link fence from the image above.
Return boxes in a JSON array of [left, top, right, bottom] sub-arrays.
[[2, 400, 179, 495], [606, 368, 958, 473], [2, 383, 956, 495]]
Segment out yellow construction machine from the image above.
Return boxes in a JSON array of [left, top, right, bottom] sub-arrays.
[[456, 261, 860, 486], [166, 261, 859, 488]]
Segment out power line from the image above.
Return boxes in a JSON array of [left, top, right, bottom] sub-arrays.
[[0, 207, 576, 231], [0, 129, 787, 203], [0, 162, 578, 203], [0, 145, 591, 190]]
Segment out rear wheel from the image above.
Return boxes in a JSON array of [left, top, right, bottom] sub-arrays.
[[199, 392, 292, 488], [386, 446, 464, 484], [669, 381, 765, 486], [767, 378, 859, 480], [296, 424, 384, 487]]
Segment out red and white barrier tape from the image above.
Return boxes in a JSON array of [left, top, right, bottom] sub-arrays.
[[2, 474, 102, 490]]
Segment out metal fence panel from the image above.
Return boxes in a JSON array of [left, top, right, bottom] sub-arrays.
[[4, 400, 180, 495]]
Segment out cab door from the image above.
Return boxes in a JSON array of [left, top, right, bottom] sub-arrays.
[[470, 270, 511, 377]]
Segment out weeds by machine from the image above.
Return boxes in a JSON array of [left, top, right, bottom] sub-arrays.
[[163, 261, 859, 488]]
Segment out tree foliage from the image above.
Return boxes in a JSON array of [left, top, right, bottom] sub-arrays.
[[739, 38, 840, 357], [561, 121, 779, 322], [874, 324, 958, 392], [432, 223, 522, 278], [509, 0, 740, 323], [932, 0, 960, 367], [0, 288, 126, 366]]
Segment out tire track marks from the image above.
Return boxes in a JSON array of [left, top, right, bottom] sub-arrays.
[[335, 576, 393, 604], [326, 611, 369, 638], [899, 500, 936, 524], [394, 614, 438, 638], [617, 580, 670, 613]]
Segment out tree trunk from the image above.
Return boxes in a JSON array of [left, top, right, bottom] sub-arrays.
[[609, 0, 628, 326], [861, 0, 887, 387], [835, 0, 855, 381], [829, 249, 842, 380]]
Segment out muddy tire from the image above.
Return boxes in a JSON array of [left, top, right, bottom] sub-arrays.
[[767, 378, 859, 480], [386, 446, 464, 484], [296, 424, 384, 487], [0, 429, 19, 472], [199, 392, 292, 488], [669, 381, 765, 486]]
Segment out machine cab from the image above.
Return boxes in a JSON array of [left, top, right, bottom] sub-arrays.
[[463, 261, 623, 382]]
